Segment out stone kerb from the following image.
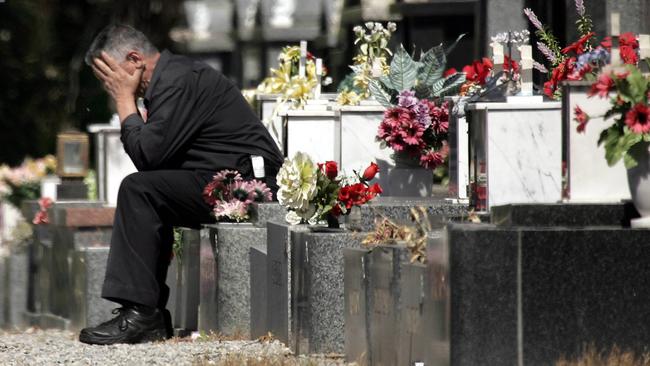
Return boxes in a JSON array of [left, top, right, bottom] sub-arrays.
[[358, 197, 468, 232]]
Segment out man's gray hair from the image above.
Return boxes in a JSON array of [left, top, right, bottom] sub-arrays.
[[85, 24, 158, 66]]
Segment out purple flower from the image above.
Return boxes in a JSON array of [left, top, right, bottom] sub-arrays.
[[397, 90, 418, 108], [413, 100, 432, 127], [537, 42, 557, 64], [575, 0, 585, 16], [524, 8, 543, 31], [533, 61, 548, 73]]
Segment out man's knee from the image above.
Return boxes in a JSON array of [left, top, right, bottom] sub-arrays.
[[118, 172, 150, 197]]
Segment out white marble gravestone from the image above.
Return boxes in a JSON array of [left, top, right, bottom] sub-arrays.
[[446, 96, 470, 201], [283, 109, 340, 164], [334, 104, 392, 179], [562, 81, 630, 202], [466, 101, 562, 211], [87, 122, 137, 206]]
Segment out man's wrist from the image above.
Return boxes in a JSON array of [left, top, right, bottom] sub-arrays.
[[115, 96, 138, 124]]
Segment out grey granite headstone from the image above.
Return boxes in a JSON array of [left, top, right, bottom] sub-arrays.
[[214, 223, 267, 337], [296, 231, 366, 354], [69, 247, 114, 330], [176, 228, 200, 332], [5, 250, 28, 329], [491, 202, 638, 227], [343, 248, 371, 365], [422, 231, 450, 365], [250, 203, 286, 227], [266, 221, 310, 347], [367, 245, 409, 365], [357, 197, 468, 232], [448, 222, 650, 365], [198, 227, 218, 332], [165, 228, 201, 336], [250, 244, 268, 339]]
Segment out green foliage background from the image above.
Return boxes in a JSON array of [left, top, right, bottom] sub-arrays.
[[0, 0, 182, 166]]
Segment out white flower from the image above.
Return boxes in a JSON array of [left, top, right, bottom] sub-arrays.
[[387, 22, 397, 33], [276, 152, 318, 220], [365, 22, 374, 30]]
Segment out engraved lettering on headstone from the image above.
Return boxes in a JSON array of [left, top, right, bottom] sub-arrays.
[[373, 288, 390, 315]]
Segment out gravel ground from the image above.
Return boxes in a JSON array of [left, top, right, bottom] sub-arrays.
[[0, 329, 351, 366]]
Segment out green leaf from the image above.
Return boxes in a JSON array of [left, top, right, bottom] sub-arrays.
[[625, 66, 648, 104], [388, 45, 418, 92], [444, 33, 466, 56], [433, 73, 466, 97], [368, 79, 394, 108], [418, 45, 446, 87], [414, 83, 432, 100], [360, 43, 368, 55], [379, 75, 394, 90]]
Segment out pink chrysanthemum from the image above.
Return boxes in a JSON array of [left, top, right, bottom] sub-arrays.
[[247, 180, 273, 202], [231, 180, 254, 203], [214, 200, 249, 221], [419, 142, 449, 170], [213, 169, 242, 184], [203, 180, 224, 206]]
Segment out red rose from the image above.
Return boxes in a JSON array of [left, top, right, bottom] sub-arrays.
[[362, 162, 379, 181], [625, 103, 650, 134], [324, 161, 338, 179], [369, 183, 383, 195]]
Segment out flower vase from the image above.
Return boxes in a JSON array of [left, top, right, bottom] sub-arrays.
[[326, 212, 340, 229], [388, 152, 433, 197], [626, 142, 650, 228]]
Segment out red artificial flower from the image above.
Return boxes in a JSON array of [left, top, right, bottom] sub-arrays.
[[444, 68, 457, 77], [362, 162, 379, 181], [368, 183, 383, 195], [32, 210, 48, 225], [504, 55, 519, 75], [588, 73, 615, 98], [561, 32, 595, 55], [324, 161, 338, 180], [544, 57, 576, 98], [601, 32, 639, 65], [573, 105, 590, 133], [38, 197, 53, 210], [330, 204, 342, 217], [462, 58, 493, 85], [625, 103, 650, 134]]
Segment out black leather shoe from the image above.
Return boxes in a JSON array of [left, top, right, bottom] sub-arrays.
[[79, 306, 167, 345], [161, 308, 174, 339]]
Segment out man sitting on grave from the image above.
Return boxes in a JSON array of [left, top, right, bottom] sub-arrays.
[[79, 24, 283, 345]]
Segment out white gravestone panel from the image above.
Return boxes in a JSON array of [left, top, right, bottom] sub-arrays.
[[284, 110, 340, 164], [446, 96, 469, 201], [336, 105, 392, 178], [467, 102, 562, 210], [87, 124, 138, 207], [562, 81, 630, 202]]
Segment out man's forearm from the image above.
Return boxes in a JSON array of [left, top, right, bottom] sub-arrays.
[[116, 96, 138, 124]]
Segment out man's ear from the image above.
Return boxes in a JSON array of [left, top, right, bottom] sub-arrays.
[[126, 51, 145, 68]]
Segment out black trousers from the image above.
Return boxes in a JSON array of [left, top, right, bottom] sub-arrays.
[[101, 167, 278, 309]]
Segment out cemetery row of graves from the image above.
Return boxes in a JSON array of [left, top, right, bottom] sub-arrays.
[[2, 5, 650, 365]]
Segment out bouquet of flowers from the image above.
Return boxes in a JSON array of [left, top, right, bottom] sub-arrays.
[[337, 22, 397, 105], [574, 62, 650, 168], [369, 39, 465, 171], [202, 170, 273, 222], [0, 155, 57, 209], [276, 152, 382, 226], [524, 1, 640, 99], [257, 45, 331, 106], [453, 55, 522, 96]]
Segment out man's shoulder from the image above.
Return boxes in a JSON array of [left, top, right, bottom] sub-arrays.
[[159, 53, 222, 88]]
